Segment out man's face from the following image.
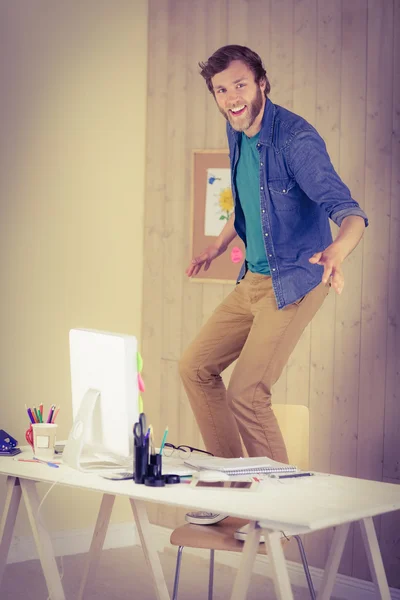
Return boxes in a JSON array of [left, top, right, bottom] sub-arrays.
[[211, 60, 266, 135]]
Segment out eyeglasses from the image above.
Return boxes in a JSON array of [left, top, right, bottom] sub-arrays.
[[162, 443, 214, 459]]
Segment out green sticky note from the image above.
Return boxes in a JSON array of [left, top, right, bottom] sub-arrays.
[[137, 351, 143, 373]]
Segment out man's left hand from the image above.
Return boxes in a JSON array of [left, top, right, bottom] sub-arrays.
[[309, 244, 345, 294]]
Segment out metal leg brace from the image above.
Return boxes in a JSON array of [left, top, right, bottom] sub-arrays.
[[293, 535, 316, 600], [208, 549, 215, 600], [172, 546, 184, 600]]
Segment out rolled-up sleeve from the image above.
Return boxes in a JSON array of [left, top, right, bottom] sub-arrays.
[[288, 128, 369, 228]]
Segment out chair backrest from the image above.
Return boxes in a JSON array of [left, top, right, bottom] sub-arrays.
[[273, 404, 309, 471]]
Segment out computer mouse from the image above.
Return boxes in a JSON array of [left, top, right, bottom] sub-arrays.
[[196, 470, 231, 482]]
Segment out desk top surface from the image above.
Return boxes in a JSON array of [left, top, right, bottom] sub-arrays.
[[1, 450, 399, 533]]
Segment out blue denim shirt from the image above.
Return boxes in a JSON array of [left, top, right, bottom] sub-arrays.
[[227, 99, 368, 309]]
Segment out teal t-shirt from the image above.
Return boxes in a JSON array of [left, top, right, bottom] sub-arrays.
[[235, 132, 271, 275]]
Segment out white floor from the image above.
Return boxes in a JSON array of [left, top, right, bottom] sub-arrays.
[[2, 545, 340, 599]]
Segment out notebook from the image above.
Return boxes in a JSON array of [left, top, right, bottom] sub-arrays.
[[183, 456, 298, 475]]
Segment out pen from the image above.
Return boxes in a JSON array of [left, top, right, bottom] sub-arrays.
[[39, 403, 43, 419], [278, 472, 314, 479], [51, 406, 60, 423], [159, 426, 169, 455], [47, 405, 55, 423], [17, 458, 60, 468]]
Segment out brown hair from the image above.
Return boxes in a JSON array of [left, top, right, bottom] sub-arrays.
[[199, 45, 270, 97]]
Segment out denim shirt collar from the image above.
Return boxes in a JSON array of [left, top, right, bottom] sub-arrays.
[[227, 98, 275, 147]]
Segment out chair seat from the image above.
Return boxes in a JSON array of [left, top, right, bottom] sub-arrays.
[[170, 517, 274, 554]]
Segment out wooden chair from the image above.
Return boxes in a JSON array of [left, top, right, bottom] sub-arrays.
[[169, 404, 316, 600]]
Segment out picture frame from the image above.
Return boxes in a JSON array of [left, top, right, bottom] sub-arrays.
[[190, 149, 245, 283]]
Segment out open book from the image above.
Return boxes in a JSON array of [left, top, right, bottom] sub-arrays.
[[183, 456, 298, 476]]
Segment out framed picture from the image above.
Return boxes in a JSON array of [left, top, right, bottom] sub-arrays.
[[190, 150, 245, 283]]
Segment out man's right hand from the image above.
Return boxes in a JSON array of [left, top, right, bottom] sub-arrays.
[[186, 244, 225, 277]]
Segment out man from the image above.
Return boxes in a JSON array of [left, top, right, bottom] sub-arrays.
[[180, 45, 367, 472]]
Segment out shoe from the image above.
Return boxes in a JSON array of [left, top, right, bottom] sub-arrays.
[[185, 511, 228, 525], [234, 523, 265, 543]]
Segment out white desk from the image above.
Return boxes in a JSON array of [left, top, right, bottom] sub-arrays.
[[0, 450, 399, 600]]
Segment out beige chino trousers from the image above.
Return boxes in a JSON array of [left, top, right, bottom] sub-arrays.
[[179, 271, 330, 464]]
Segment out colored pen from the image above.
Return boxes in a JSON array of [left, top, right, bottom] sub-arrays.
[[39, 403, 43, 418], [31, 408, 38, 423], [138, 395, 144, 415], [159, 426, 169, 455], [51, 406, 60, 423], [18, 458, 60, 468], [278, 472, 314, 479], [46, 405, 55, 423]]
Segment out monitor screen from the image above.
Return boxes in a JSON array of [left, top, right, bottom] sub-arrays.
[[68, 328, 139, 460]]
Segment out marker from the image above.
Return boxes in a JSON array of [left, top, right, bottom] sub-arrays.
[[25, 405, 35, 424]]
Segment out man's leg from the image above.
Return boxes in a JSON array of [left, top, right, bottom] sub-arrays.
[[179, 278, 253, 458], [227, 273, 330, 463]]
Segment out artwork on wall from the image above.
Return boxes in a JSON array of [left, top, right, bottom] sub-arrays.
[[204, 168, 233, 236], [190, 150, 245, 283]]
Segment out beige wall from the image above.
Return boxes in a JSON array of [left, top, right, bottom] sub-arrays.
[[142, 0, 400, 588], [0, 0, 148, 533]]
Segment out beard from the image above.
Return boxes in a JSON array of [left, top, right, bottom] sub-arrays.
[[218, 85, 264, 132]]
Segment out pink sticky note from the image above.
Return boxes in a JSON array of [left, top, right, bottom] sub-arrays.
[[138, 373, 145, 393], [230, 246, 243, 264]]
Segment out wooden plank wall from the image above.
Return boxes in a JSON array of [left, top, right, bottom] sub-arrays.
[[142, 0, 400, 586]]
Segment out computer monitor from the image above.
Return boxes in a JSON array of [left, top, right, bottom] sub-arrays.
[[63, 328, 139, 471]]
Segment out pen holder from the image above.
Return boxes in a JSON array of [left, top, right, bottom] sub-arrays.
[[147, 453, 162, 478], [134, 437, 149, 484], [31, 423, 58, 460]]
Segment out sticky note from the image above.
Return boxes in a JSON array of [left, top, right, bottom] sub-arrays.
[[230, 246, 243, 264]]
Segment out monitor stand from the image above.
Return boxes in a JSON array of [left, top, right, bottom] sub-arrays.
[[63, 388, 128, 472]]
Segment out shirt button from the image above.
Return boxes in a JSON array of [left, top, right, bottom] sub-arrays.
[[261, 186, 264, 191], [257, 143, 260, 147], [262, 209, 265, 213], [260, 162, 264, 166], [272, 268, 276, 272], [282, 189, 286, 193], [269, 254, 272, 257], [265, 233, 269, 237]]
